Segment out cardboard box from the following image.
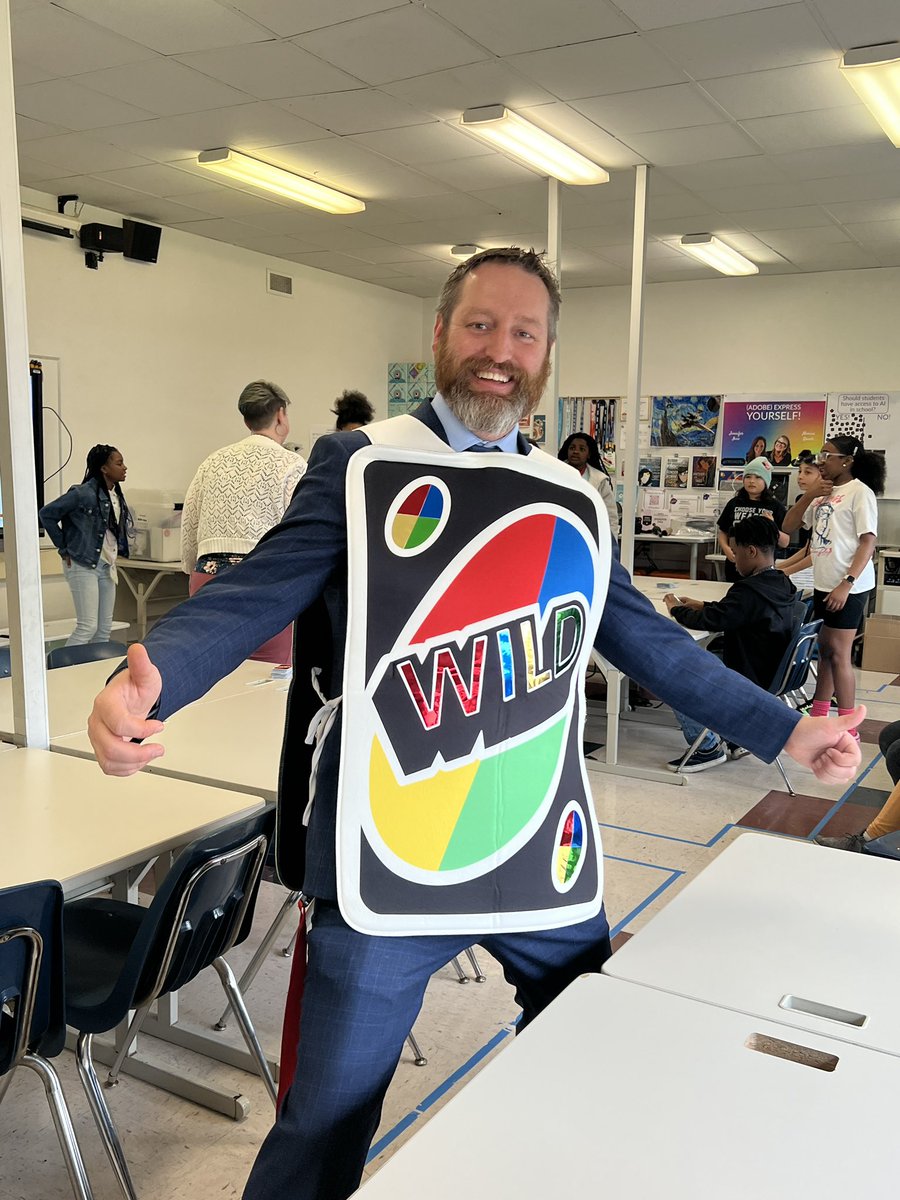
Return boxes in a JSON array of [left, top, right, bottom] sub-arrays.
[[862, 614, 900, 673]]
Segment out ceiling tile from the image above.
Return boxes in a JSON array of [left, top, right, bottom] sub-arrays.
[[11, 4, 156, 75], [739, 106, 885, 154], [16, 114, 67, 140], [382, 60, 556, 121], [647, 7, 837, 79], [15, 78, 155, 129], [277, 90, 434, 135], [389, 192, 500, 222], [96, 105, 331, 162], [728, 204, 837, 230], [343, 244, 437, 265], [114, 195, 212, 224], [701, 60, 862, 120], [754, 225, 853, 256], [699, 179, 813, 210], [170, 186, 297, 218], [53, 0, 272, 54], [170, 216, 269, 242], [230, 232, 323, 256], [663, 154, 790, 190], [227, 0, 409, 38], [281, 249, 398, 280], [625, 123, 761, 166], [15, 132, 149, 174], [507, 34, 688, 100], [176, 41, 362, 101], [799, 172, 900, 205], [777, 243, 880, 270], [844, 219, 900, 246], [417, 155, 540, 190], [572, 84, 726, 135], [352, 122, 492, 163], [771, 141, 900, 181], [12, 58, 54, 86], [328, 164, 451, 200], [424, 0, 633, 55], [294, 7, 488, 87], [17, 155, 70, 185], [95, 162, 221, 198], [823, 198, 900, 224], [72, 59, 250, 117], [615, 0, 795, 30], [808, 0, 900, 50]]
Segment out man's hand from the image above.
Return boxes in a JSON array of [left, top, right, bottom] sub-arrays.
[[87, 643, 166, 776], [784, 706, 865, 784]]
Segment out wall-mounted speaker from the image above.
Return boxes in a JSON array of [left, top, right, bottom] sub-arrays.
[[122, 219, 161, 263]]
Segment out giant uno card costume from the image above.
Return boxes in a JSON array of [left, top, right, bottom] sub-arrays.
[[328, 416, 612, 935]]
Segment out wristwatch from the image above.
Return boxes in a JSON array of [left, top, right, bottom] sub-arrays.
[[843, 573, 856, 584]]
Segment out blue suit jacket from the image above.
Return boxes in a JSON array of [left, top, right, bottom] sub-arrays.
[[143, 401, 800, 898]]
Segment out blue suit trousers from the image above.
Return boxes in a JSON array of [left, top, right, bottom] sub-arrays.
[[242, 902, 611, 1200]]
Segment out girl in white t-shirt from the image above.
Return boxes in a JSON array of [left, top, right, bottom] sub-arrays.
[[783, 435, 885, 739]]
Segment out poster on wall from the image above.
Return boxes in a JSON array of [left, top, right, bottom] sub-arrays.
[[720, 394, 826, 466], [650, 396, 720, 447], [718, 468, 743, 491], [637, 453, 662, 487], [388, 362, 435, 417], [691, 454, 717, 487], [826, 392, 900, 500], [663, 455, 689, 488]]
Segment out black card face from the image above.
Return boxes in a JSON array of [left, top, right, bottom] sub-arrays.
[[337, 448, 611, 935]]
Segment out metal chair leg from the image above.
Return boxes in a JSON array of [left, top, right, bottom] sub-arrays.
[[676, 726, 709, 771], [774, 754, 795, 796], [212, 957, 278, 1107], [76, 1032, 138, 1200], [406, 1032, 427, 1066], [281, 925, 300, 958], [464, 947, 486, 982], [214, 889, 302, 1030], [450, 955, 469, 983], [24, 1054, 95, 1200], [106, 1001, 152, 1087]]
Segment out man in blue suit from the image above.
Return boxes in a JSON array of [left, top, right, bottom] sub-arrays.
[[89, 248, 863, 1200]]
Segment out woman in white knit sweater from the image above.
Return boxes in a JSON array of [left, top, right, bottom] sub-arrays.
[[181, 380, 306, 662]]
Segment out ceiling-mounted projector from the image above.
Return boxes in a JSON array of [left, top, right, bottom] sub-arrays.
[[20, 204, 81, 237]]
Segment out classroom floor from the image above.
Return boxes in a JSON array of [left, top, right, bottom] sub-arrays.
[[2, 664, 897, 1200]]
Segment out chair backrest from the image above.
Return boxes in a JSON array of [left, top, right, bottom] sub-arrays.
[[0, 880, 65, 1075], [768, 619, 823, 700], [115, 805, 275, 1012], [46, 641, 126, 670], [0, 646, 10, 678]]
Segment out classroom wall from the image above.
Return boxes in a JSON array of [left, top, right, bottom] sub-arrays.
[[21, 188, 424, 497]]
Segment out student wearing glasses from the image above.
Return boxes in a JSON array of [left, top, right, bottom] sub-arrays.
[[783, 436, 885, 741]]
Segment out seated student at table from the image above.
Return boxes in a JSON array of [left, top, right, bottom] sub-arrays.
[[717, 456, 789, 581], [663, 515, 798, 772]]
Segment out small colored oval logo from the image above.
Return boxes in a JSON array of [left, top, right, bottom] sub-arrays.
[[552, 803, 586, 893], [386, 477, 450, 556]]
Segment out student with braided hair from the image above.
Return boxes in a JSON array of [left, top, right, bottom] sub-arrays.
[[40, 444, 131, 645], [783, 434, 885, 739]]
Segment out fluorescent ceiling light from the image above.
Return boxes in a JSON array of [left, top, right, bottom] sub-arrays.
[[450, 243, 481, 257], [679, 233, 759, 277], [840, 43, 900, 147], [197, 148, 365, 215], [460, 106, 609, 186]]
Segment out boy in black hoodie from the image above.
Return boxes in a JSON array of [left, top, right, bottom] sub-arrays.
[[663, 514, 799, 772]]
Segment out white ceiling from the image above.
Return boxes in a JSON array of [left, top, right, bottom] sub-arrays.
[[11, 0, 900, 297]]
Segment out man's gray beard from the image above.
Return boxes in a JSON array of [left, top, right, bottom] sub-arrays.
[[442, 384, 533, 439]]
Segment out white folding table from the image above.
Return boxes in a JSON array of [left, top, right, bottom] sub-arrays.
[[0, 747, 269, 1117], [604, 832, 900, 1056], [356, 974, 900, 1199], [0, 656, 276, 742], [116, 558, 187, 639]]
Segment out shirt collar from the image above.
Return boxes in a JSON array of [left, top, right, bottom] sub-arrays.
[[431, 393, 523, 455]]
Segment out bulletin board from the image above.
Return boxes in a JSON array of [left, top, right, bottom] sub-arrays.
[[826, 392, 900, 500]]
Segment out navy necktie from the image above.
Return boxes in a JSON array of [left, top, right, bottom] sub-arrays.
[[466, 443, 503, 453]]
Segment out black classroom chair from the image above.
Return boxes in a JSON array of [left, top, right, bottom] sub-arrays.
[[63, 805, 277, 1200], [0, 880, 93, 1199], [46, 641, 126, 670]]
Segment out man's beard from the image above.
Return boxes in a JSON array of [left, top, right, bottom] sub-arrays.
[[434, 341, 551, 439]]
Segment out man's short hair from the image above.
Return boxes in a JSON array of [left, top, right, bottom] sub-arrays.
[[730, 514, 778, 552], [435, 246, 561, 344], [238, 380, 290, 431]]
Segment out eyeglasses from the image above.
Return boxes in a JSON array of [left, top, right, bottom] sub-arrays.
[[814, 451, 848, 463]]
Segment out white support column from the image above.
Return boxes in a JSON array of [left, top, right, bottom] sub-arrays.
[[618, 165, 649, 577], [545, 177, 563, 451], [0, 0, 49, 746]]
